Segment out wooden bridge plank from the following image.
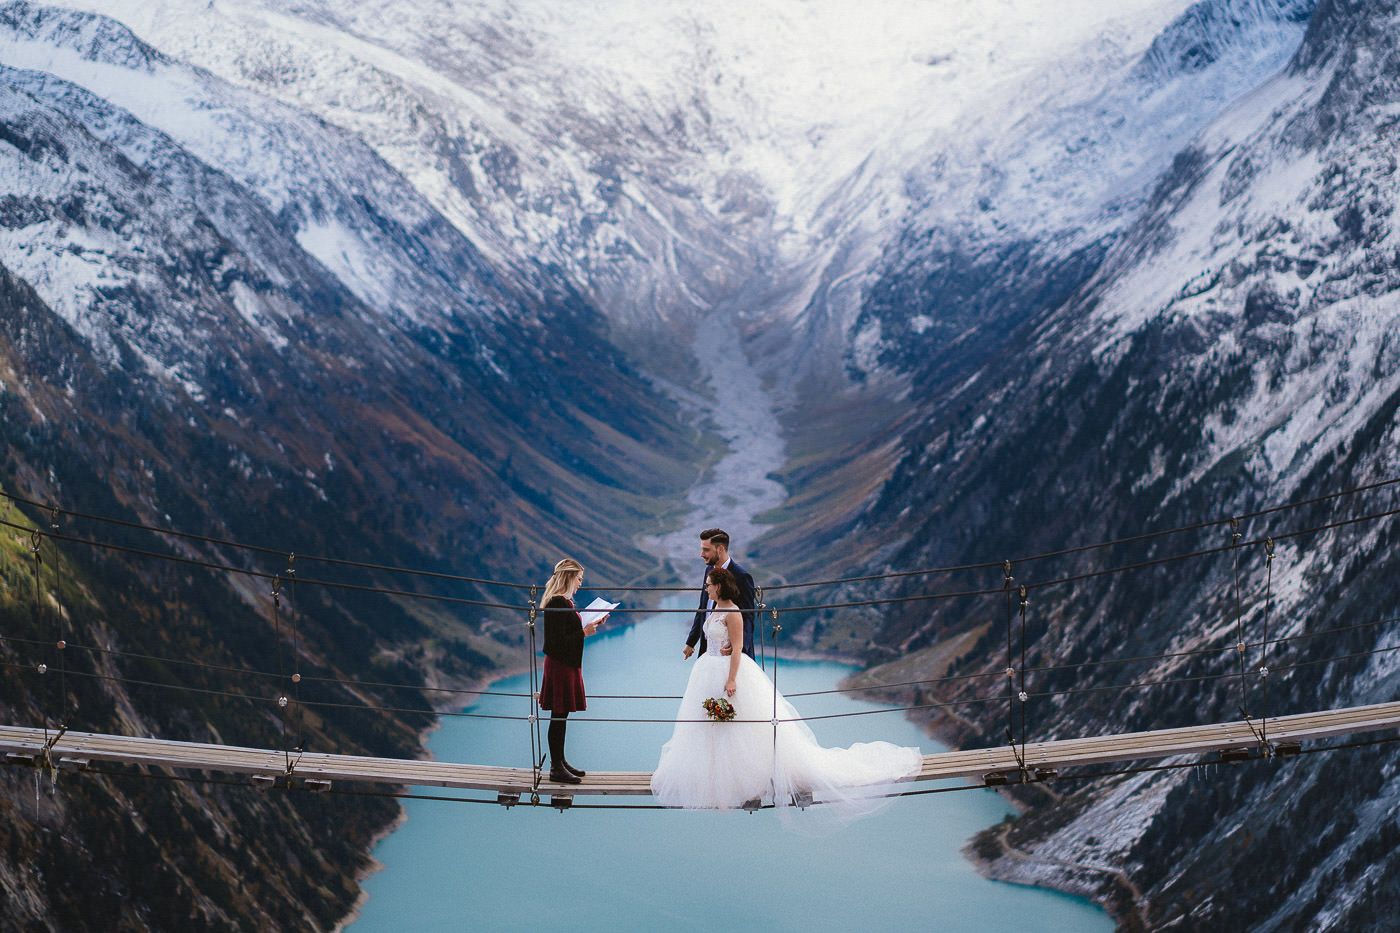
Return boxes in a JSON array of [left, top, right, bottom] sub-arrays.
[[1, 701, 1395, 799]]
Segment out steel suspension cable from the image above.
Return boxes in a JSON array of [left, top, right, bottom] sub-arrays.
[[770, 608, 781, 802], [288, 555, 307, 756], [1022, 643, 1400, 704], [5, 475, 1397, 599], [1228, 518, 1261, 743], [22, 611, 1387, 707], [0, 660, 530, 722], [1001, 560, 1019, 773], [780, 616, 1400, 701], [0, 575, 1391, 728], [28, 530, 55, 751], [0, 633, 532, 698], [0, 488, 535, 591], [1018, 583, 1029, 775], [3, 501, 1396, 619], [526, 586, 543, 797], [49, 513, 70, 732], [1, 492, 1394, 744], [756, 584, 767, 672], [0, 517, 525, 611], [0, 648, 1355, 730], [565, 502, 1400, 616], [761, 474, 1400, 591], [4, 636, 1395, 737], [6, 564, 1393, 723], [1021, 504, 1400, 598], [1260, 537, 1276, 750], [270, 575, 292, 772], [53, 731, 1400, 813]]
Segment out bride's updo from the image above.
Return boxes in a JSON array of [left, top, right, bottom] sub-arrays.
[[706, 566, 741, 602]]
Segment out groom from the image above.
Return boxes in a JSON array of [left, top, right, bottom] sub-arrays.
[[683, 527, 758, 660]]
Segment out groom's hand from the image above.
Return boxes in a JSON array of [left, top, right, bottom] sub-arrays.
[[682, 644, 694, 660], [719, 644, 733, 656]]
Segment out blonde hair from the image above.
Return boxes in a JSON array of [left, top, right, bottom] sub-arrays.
[[541, 557, 584, 606]]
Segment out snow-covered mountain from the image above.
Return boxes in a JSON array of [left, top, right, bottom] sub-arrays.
[[848, 0, 1316, 381], [819, 0, 1399, 927], [41, 0, 1244, 349], [0, 0, 696, 556], [2, 0, 1395, 927], [24, 0, 1311, 391], [757, 0, 1322, 562], [0, 2, 702, 925]]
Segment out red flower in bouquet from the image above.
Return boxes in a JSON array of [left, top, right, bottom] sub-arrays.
[[702, 697, 736, 722]]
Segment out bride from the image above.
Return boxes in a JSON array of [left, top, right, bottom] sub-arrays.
[[650, 567, 922, 812]]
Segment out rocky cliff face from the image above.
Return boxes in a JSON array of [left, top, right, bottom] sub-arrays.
[[3, 0, 1396, 928], [0, 2, 701, 927], [40, 0, 793, 355], [821, 0, 1399, 927]]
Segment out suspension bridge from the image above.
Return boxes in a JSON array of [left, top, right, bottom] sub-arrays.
[[3, 702, 1398, 801], [0, 478, 1397, 811]]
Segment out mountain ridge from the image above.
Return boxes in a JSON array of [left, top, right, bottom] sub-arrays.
[[0, 3, 704, 926], [2, 0, 1395, 927], [815, 0, 1398, 926]]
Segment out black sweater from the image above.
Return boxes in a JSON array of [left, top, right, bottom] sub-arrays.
[[542, 595, 585, 668]]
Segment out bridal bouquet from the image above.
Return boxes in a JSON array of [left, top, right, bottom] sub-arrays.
[[702, 697, 736, 722]]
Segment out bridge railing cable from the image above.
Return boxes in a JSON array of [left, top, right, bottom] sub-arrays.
[[0, 661, 530, 722], [4, 473, 1396, 596], [3, 473, 1395, 626], [6, 614, 1385, 709], [4, 500, 1394, 664], [6, 635, 1394, 730], [539, 501, 1400, 616], [0, 634, 534, 698], [760, 474, 1400, 591], [0, 516, 525, 611], [53, 731, 1400, 813], [2, 478, 1395, 782], [0, 488, 536, 591]]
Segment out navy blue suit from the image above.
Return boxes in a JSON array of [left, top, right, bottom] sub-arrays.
[[686, 559, 757, 659]]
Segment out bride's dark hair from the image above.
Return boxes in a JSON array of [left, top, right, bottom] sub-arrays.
[[706, 566, 741, 602]]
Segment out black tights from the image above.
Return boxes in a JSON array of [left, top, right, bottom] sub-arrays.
[[548, 712, 569, 767]]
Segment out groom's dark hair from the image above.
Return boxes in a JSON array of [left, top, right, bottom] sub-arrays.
[[707, 566, 741, 601], [699, 528, 730, 548]]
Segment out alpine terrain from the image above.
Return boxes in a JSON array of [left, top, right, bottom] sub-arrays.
[[0, 0, 1395, 929]]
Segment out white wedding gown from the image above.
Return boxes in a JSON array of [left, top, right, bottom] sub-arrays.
[[650, 610, 922, 812]]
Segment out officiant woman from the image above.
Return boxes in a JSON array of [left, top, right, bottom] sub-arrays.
[[539, 557, 604, 784]]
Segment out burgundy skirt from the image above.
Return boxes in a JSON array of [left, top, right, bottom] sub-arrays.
[[539, 656, 587, 713]]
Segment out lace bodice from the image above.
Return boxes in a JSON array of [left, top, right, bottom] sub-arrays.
[[703, 608, 736, 651]]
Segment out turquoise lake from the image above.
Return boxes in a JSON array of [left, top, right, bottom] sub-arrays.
[[350, 613, 1112, 932]]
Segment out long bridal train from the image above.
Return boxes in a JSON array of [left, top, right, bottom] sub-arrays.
[[651, 614, 922, 814]]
